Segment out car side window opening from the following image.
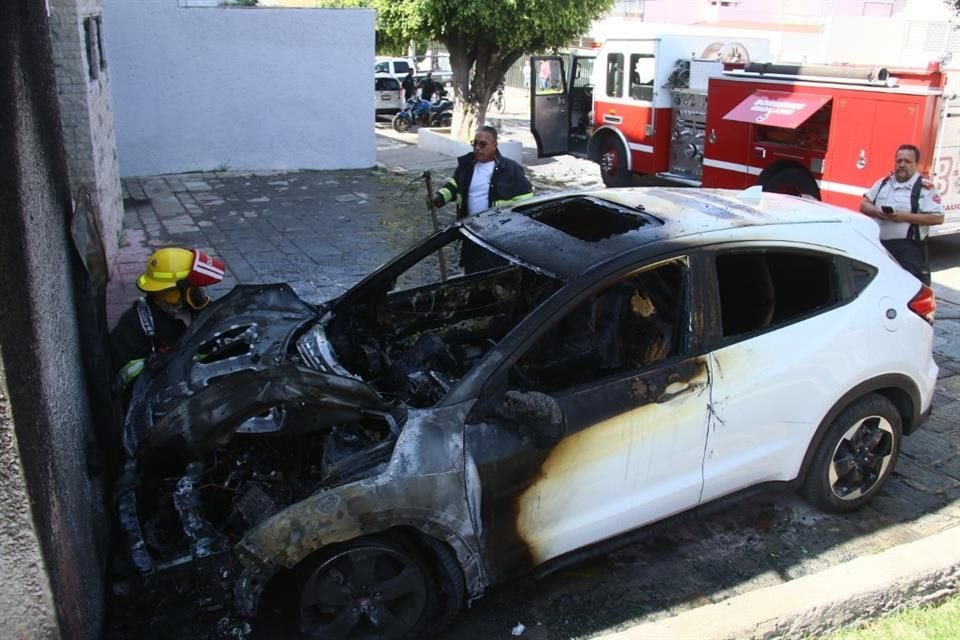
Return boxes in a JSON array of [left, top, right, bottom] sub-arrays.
[[511, 259, 687, 393], [628, 53, 655, 101], [606, 53, 624, 98], [715, 250, 839, 339]]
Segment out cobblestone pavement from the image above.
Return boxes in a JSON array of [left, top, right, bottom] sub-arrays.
[[109, 134, 960, 639]]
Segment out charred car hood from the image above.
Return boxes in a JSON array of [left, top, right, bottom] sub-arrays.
[[123, 283, 400, 456]]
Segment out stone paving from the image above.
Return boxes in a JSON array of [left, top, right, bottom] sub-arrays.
[[108, 134, 960, 639]]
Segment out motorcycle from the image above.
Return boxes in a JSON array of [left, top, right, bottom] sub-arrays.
[[391, 95, 453, 132]]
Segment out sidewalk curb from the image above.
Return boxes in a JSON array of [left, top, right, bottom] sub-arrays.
[[597, 526, 960, 640]]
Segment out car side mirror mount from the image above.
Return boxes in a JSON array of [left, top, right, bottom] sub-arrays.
[[498, 390, 566, 447]]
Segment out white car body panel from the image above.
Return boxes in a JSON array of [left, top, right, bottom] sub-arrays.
[[516, 362, 710, 565]]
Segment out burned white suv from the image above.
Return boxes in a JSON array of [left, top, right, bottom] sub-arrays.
[[115, 188, 937, 639]]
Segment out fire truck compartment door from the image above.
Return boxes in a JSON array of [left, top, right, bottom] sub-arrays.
[[723, 91, 832, 129]]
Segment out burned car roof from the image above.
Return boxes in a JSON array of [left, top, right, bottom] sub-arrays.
[[462, 188, 857, 279]]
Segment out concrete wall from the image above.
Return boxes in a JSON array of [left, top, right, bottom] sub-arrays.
[[48, 0, 125, 276], [1, 2, 108, 639], [103, 1, 375, 176]]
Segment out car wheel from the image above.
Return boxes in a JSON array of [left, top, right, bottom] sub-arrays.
[[759, 166, 821, 199], [296, 537, 435, 639], [599, 136, 630, 187], [802, 394, 902, 513], [392, 114, 411, 133], [420, 535, 465, 633]]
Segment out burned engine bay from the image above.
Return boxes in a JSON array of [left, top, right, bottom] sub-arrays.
[[114, 259, 562, 630]]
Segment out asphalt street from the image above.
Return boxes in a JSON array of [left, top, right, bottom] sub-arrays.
[[107, 108, 960, 639]]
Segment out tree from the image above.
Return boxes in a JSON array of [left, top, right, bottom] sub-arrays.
[[373, 0, 614, 138]]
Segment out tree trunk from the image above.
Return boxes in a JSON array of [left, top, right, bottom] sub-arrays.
[[443, 37, 523, 139]]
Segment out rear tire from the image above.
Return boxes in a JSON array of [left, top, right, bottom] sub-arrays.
[[437, 113, 452, 128], [801, 394, 902, 513], [599, 136, 631, 187], [392, 114, 411, 133], [759, 166, 820, 199]]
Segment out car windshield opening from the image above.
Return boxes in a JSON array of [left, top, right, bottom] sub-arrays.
[[326, 232, 563, 408]]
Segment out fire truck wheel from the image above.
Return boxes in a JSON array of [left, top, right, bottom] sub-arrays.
[[759, 166, 820, 200], [599, 137, 630, 188]]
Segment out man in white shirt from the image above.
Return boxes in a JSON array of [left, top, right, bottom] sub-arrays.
[[433, 125, 533, 271], [860, 144, 944, 284]]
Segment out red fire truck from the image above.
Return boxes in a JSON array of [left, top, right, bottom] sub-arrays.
[[531, 35, 960, 235]]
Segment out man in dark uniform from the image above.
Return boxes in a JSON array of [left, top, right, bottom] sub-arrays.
[[401, 68, 416, 101], [433, 125, 533, 271], [860, 144, 944, 284], [418, 72, 437, 102], [110, 247, 225, 391]]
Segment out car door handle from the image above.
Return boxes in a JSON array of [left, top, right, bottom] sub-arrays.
[[657, 381, 704, 404]]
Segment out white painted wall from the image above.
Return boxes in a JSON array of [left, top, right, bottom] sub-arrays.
[[103, 2, 374, 176]]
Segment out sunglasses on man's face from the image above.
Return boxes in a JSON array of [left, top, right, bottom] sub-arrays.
[[471, 140, 490, 149]]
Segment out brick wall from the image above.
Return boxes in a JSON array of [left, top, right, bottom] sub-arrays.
[[48, 0, 124, 271]]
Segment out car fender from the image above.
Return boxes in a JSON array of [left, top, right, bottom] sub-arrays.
[[234, 471, 487, 614]]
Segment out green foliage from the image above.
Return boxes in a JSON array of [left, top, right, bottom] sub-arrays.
[[372, 0, 614, 133], [373, 0, 613, 57], [822, 595, 960, 640]]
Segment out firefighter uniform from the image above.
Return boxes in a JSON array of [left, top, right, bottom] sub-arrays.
[[864, 172, 944, 241], [864, 172, 943, 284], [110, 296, 194, 386], [111, 247, 225, 389]]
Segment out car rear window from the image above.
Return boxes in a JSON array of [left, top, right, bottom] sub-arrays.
[[714, 250, 839, 339], [376, 77, 401, 91]]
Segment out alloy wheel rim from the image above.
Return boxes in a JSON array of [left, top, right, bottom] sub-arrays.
[[827, 415, 895, 501], [299, 546, 427, 640]]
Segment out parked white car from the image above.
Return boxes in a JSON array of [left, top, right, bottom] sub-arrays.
[[116, 187, 937, 638], [375, 57, 415, 79], [374, 73, 403, 115]]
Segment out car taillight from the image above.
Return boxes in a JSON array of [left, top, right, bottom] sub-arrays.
[[908, 284, 936, 324]]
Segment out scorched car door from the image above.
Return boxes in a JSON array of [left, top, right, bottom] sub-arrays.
[[465, 258, 710, 578]]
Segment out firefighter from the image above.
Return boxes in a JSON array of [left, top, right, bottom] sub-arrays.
[[432, 125, 533, 272], [860, 144, 944, 285], [110, 247, 226, 390]]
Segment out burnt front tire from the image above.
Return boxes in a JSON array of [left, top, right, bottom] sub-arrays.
[[420, 535, 466, 633], [759, 166, 820, 199], [392, 114, 411, 133], [296, 537, 436, 639], [599, 136, 631, 188], [802, 394, 902, 514]]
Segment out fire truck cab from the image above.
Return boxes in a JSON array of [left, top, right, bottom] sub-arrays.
[[531, 34, 960, 235]]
